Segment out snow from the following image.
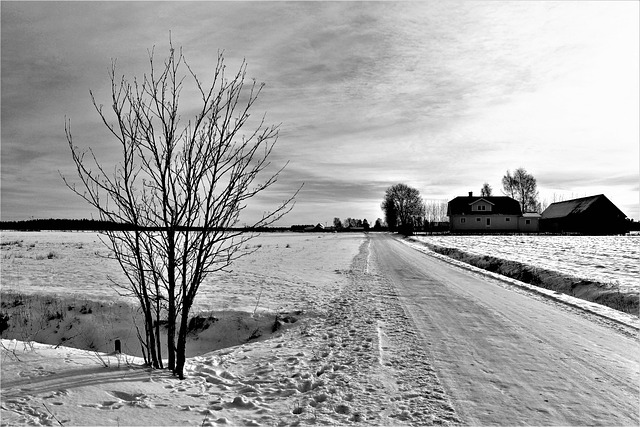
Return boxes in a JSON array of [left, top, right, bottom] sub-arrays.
[[0, 232, 361, 314], [3, 231, 635, 426], [402, 237, 639, 331], [411, 234, 640, 293], [1, 232, 459, 425]]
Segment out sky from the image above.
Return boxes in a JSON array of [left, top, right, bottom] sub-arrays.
[[2, 1, 639, 226]]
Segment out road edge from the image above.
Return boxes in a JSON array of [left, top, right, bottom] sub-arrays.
[[400, 236, 640, 333]]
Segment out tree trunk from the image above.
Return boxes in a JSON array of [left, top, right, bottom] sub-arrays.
[[154, 294, 163, 369], [141, 300, 159, 368], [133, 231, 160, 369], [174, 299, 190, 379], [167, 230, 176, 370]]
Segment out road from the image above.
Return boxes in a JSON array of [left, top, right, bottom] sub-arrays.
[[369, 233, 639, 426]]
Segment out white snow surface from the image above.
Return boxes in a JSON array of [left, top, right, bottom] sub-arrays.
[[4, 231, 636, 426], [0, 231, 360, 314], [403, 237, 639, 331], [1, 232, 459, 426], [412, 234, 640, 293]]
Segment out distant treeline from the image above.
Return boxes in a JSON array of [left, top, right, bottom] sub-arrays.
[[7, 218, 632, 234], [1, 218, 131, 231], [0, 219, 292, 232], [0, 218, 454, 233]]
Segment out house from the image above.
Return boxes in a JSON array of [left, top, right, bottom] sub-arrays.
[[448, 192, 524, 233], [540, 195, 627, 235]]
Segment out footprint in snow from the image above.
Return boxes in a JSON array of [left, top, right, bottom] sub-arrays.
[[227, 396, 257, 409], [80, 401, 123, 410], [108, 391, 147, 402], [237, 385, 260, 394], [313, 393, 328, 404], [335, 404, 351, 415], [44, 389, 69, 399]]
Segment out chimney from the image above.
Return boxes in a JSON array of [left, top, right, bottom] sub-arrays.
[[468, 191, 473, 197]]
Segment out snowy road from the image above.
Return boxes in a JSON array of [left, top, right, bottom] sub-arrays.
[[369, 234, 639, 426]]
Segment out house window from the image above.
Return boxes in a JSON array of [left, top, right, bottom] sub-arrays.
[[486, 218, 491, 226], [525, 219, 531, 225], [505, 217, 510, 222], [460, 218, 466, 224], [476, 218, 481, 222], [477, 205, 486, 211]]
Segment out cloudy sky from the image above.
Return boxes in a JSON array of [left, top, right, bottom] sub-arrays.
[[2, 1, 638, 225]]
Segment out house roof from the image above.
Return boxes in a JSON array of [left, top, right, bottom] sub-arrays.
[[469, 198, 495, 206], [541, 194, 626, 219], [448, 196, 522, 216]]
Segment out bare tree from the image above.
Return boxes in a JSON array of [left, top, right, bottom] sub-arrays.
[[502, 168, 539, 213], [381, 196, 398, 232], [540, 192, 568, 212], [381, 184, 425, 234], [480, 183, 493, 197], [333, 217, 343, 230], [63, 43, 297, 378], [342, 218, 352, 229], [424, 200, 448, 223]]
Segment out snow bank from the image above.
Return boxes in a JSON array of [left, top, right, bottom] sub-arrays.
[[411, 234, 639, 292], [404, 237, 639, 331]]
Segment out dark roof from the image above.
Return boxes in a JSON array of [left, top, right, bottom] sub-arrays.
[[541, 194, 626, 219], [447, 196, 522, 216]]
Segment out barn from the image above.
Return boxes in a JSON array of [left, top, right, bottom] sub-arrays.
[[540, 194, 628, 235]]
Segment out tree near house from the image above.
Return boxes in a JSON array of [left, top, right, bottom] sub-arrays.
[[502, 168, 540, 213], [381, 197, 397, 231], [62, 43, 297, 379], [540, 193, 568, 213], [333, 217, 343, 230], [381, 183, 425, 235], [424, 200, 448, 224], [481, 183, 493, 197]]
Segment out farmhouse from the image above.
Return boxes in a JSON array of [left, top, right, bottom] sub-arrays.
[[540, 194, 627, 235], [448, 192, 527, 233]]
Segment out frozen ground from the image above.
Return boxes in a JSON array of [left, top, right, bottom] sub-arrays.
[[412, 234, 640, 293], [0, 231, 361, 314], [2, 232, 636, 426], [377, 235, 638, 425], [1, 232, 459, 425], [1, 232, 370, 358]]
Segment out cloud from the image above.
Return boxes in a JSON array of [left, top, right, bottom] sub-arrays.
[[540, 172, 640, 192], [1, 1, 638, 222]]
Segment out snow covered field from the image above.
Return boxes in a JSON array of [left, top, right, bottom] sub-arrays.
[[412, 234, 640, 293], [0, 231, 460, 425], [0, 231, 368, 358], [0, 231, 360, 314], [2, 231, 637, 425]]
